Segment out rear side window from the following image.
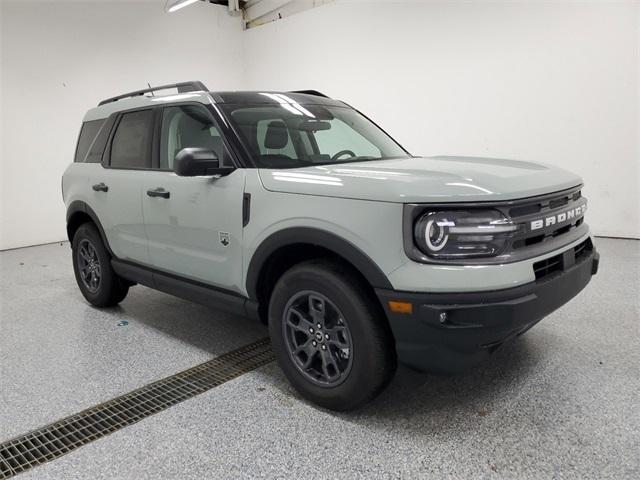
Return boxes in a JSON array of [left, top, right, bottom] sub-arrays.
[[74, 119, 105, 163], [110, 110, 154, 169]]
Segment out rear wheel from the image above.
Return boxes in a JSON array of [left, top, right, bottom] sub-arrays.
[[268, 260, 396, 411], [72, 223, 129, 307]]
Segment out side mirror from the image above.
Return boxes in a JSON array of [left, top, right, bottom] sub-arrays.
[[173, 148, 234, 177]]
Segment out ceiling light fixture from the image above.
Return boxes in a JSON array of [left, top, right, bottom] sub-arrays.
[[165, 0, 200, 13]]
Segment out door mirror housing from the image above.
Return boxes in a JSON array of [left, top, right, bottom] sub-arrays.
[[173, 148, 234, 177]]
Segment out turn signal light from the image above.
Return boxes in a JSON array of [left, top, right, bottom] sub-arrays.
[[388, 300, 413, 314]]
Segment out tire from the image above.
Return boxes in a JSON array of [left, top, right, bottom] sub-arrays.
[[71, 222, 129, 307], [268, 260, 397, 411]]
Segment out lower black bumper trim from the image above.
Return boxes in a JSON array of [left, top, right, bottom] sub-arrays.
[[376, 247, 599, 374]]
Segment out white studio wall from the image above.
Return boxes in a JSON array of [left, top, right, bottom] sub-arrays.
[[243, 0, 640, 239], [0, 0, 244, 250], [1, 0, 638, 250]]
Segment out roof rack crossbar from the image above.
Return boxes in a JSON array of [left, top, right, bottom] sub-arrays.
[[288, 90, 329, 98], [98, 81, 209, 106]]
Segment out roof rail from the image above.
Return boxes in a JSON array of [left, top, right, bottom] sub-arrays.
[[98, 81, 209, 106], [288, 90, 330, 98]]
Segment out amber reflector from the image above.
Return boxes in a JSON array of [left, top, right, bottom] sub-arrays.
[[388, 300, 413, 314]]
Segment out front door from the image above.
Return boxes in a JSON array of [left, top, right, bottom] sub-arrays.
[[141, 104, 245, 292]]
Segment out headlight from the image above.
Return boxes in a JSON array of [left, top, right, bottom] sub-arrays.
[[413, 210, 519, 259]]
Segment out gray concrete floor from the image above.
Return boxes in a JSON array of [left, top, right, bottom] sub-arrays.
[[0, 238, 638, 479]]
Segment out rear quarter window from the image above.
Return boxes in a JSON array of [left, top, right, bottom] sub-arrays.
[[74, 119, 105, 163]]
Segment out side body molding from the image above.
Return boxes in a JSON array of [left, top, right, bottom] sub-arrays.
[[245, 227, 393, 300]]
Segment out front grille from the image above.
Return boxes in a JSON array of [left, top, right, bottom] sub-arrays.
[[0, 338, 274, 479], [508, 190, 578, 218], [549, 196, 569, 209], [510, 188, 586, 251], [533, 253, 563, 280], [509, 203, 541, 217], [533, 238, 593, 281]]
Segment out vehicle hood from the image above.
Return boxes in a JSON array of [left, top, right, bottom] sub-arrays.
[[258, 156, 583, 203]]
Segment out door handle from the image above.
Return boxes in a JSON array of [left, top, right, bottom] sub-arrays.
[[92, 182, 109, 192], [147, 187, 170, 199]]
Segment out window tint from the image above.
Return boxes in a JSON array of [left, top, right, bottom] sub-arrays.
[[74, 119, 105, 163], [110, 110, 154, 169], [160, 105, 229, 170]]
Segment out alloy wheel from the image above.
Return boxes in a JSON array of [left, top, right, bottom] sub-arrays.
[[282, 290, 353, 387], [77, 239, 102, 294]]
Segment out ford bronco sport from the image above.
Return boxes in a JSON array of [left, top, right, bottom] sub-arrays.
[[63, 81, 599, 410]]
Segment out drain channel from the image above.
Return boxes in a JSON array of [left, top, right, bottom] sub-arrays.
[[0, 337, 274, 479]]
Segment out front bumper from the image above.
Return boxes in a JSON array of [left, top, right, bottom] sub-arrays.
[[376, 240, 599, 373]]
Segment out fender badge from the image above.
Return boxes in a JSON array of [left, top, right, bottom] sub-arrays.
[[219, 232, 230, 247]]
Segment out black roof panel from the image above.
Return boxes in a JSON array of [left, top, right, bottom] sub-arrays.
[[210, 91, 346, 107]]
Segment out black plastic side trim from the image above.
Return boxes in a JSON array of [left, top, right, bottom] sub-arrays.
[[245, 227, 392, 299], [111, 259, 257, 320], [111, 259, 154, 288], [242, 193, 251, 227], [66, 201, 115, 256]]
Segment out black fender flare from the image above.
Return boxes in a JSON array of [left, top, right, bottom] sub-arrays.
[[245, 227, 393, 300], [66, 201, 114, 256]]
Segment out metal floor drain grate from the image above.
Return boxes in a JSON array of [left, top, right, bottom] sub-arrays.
[[0, 337, 274, 479]]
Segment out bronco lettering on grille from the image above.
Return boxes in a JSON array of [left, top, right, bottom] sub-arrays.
[[530, 204, 587, 231]]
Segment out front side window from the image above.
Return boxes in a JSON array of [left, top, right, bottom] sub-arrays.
[[110, 110, 154, 169], [222, 102, 408, 168], [160, 105, 229, 170]]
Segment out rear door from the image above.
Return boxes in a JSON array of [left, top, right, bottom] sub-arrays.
[[141, 103, 245, 292], [88, 109, 155, 265]]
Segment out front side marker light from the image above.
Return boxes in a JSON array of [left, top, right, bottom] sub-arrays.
[[388, 300, 413, 314]]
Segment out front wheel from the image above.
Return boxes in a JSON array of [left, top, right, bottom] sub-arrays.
[[268, 260, 397, 411], [72, 223, 129, 307]]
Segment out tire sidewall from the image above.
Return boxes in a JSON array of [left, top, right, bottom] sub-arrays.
[[269, 262, 394, 409], [72, 224, 120, 306]]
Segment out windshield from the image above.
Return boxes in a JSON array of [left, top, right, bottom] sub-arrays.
[[221, 102, 410, 168]]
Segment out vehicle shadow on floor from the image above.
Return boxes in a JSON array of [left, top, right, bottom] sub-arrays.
[[357, 337, 546, 419], [253, 332, 552, 432], [96, 287, 269, 355], [104, 286, 551, 429]]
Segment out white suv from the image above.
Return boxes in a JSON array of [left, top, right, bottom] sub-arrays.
[[63, 81, 599, 410]]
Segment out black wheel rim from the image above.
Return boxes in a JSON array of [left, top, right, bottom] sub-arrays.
[[77, 239, 101, 294], [282, 290, 353, 387]]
